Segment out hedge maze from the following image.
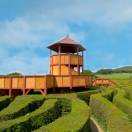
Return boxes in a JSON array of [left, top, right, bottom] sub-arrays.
[[90, 90, 132, 132], [0, 86, 132, 132]]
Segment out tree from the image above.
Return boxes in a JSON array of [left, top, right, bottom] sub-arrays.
[[82, 70, 93, 75], [7, 72, 22, 76], [96, 69, 113, 74]]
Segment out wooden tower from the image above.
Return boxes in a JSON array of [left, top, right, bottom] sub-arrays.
[[48, 36, 86, 76]]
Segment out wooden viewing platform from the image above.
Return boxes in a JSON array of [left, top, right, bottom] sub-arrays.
[[0, 36, 93, 96], [0, 75, 92, 96]]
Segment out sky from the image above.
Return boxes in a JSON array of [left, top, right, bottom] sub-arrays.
[[0, 0, 132, 74]]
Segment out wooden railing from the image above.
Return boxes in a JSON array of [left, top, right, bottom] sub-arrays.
[[50, 54, 83, 65], [0, 75, 92, 90]]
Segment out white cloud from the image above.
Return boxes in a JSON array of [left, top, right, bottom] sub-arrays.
[[0, 50, 49, 74], [0, 0, 132, 73]]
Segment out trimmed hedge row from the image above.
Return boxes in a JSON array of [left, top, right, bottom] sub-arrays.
[[0, 99, 58, 131], [90, 94, 132, 132], [0, 98, 71, 132], [77, 89, 100, 105], [113, 89, 132, 122], [101, 88, 116, 102], [0, 96, 11, 111], [34, 99, 90, 132], [125, 88, 132, 100], [0, 95, 44, 121]]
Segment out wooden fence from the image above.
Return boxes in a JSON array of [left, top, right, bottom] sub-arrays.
[[0, 75, 92, 96]]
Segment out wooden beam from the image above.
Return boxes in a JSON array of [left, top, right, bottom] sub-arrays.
[[9, 89, 12, 96], [44, 88, 47, 95], [39, 89, 45, 95], [77, 47, 80, 75], [23, 89, 25, 95], [23, 76, 26, 95], [39, 89, 47, 95], [9, 77, 12, 96], [82, 51, 84, 73], [50, 50, 53, 75], [25, 89, 31, 95], [58, 46, 61, 75], [69, 54, 71, 75], [70, 76, 72, 89]]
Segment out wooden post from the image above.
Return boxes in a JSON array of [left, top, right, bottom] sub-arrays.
[[82, 51, 84, 73], [50, 50, 52, 75], [58, 46, 61, 75], [44, 88, 47, 95], [77, 47, 80, 75], [70, 75, 72, 89], [25, 89, 31, 95], [69, 53, 71, 75], [9, 77, 12, 96], [85, 77, 87, 88], [23, 76, 26, 95]]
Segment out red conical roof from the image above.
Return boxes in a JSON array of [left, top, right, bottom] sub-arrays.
[[57, 35, 80, 45], [47, 36, 86, 53]]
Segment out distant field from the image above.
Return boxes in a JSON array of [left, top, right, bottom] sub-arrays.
[[97, 73, 132, 89], [97, 73, 132, 80]]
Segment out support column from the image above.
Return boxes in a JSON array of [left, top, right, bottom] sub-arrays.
[[82, 51, 84, 73], [69, 53, 71, 75], [50, 50, 52, 75], [58, 46, 61, 75], [9, 77, 12, 96], [77, 47, 80, 75], [23, 76, 26, 95], [44, 88, 47, 95]]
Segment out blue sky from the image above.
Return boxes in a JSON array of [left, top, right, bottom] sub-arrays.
[[0, 0, 132, 74]]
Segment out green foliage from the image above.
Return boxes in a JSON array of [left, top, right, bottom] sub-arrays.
[[96, 69, 113, 74], [113, 89, 132, 122], [0, 95, 44, 121], [115, 66, 132, 73], [97, 73, 132, 80], [7, 72, 22, 76], [0, 98, 71, 132], [90, 94, 132, 132], [101, 88, 116, 102], [96, 66, 132, 74], [56, 99, 71, 116], [125, 88, 132, 100], [77, 89, 100, 105], [34, 99, 90, 132], [0, 96, 12, 111], [82, 70, 93, 75]]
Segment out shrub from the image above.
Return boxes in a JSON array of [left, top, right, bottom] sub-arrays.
[[0, 98, 71, 132], [0, 95, 44, 121], [0, 96, 12, 111], [56, 99, 71, 116], [125, 88, 132, 100], [77, 90, 100, 105], [101, 88, 116, 102], [90, 94, 132, 132], [34, 99, 90, 132], [113, 89, 132, 122]]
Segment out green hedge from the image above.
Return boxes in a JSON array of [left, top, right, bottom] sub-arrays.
[[0, 95, 44, 121], [101, 88, 116, 102], [113, 89, 132, 122], [34, 99, 90, 132], [90, 94, 132, 132], [0, 98, 71, 132], [0, 96, 11, 111], [125, 88, 132, 100], [77, 90, 100, 105]]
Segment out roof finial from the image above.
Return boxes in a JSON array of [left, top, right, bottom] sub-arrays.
[[66, 34, 70, 38]]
